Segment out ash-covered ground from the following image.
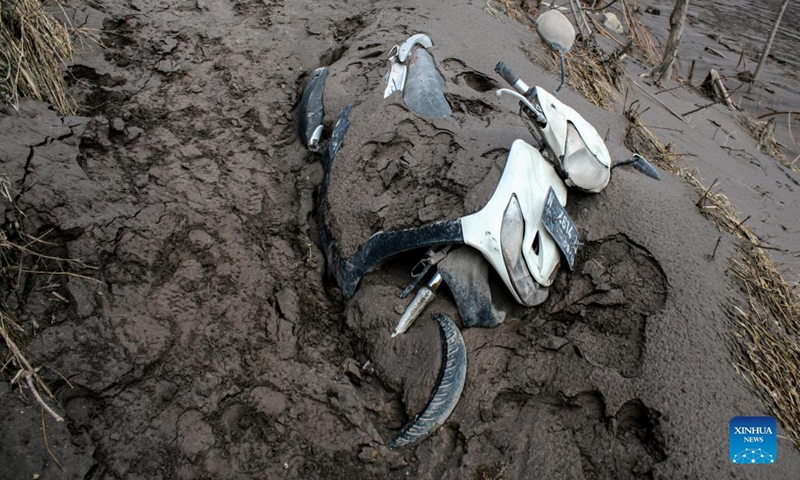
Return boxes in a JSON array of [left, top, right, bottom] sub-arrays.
[[1, 1, 798, 479]]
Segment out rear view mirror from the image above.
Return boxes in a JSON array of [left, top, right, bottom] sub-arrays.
[[536, 10, 575, 94], [536, 10, 575, 54]]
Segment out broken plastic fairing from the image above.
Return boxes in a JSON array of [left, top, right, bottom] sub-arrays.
[[320, 136, 567, 307], [390, 313, 466, 448], [403, 48, 451, 118], [612, 153, 661, 180], [383, 34, 450, 118], [437, 248, 506, 329], [383, 60, 407, 99], [298, 67, 328, 150], [384, 34, 434, 99], [397, 33, 433, 62], [495, 60, 658, 189]]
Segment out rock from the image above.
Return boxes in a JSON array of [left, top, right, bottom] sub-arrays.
[[110, 117, 125, 133], [275, 288, 300, 323], [156, 58, 179, 74], [600, 13, 624, 34], [343, 358, 362, 385], [188, 229, 214, 250], [67, 277, 97, 318], [177, 411, 215, 457], [357, 445, 379, 464], [581, 258, 607, 284], [126, 126, 144, 141], [161, 36, 178, 54], [249, 386, 287, 417], [538, 335, 569, 351]]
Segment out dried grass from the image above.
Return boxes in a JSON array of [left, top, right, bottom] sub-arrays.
[[548, 41, 620, 109], [1, 174, 96, 422], [484, 0, 534, 23], [618, 0, 658, 64], [1, 310, 63, 422], [484, 1, 623, 108], [0, 0, 75, 115], [738, 114, 796, 172], [624, 109, 800, 450], [624, 101, 679, 172]]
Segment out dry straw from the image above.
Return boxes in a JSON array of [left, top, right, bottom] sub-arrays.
[[624, 107, 800, 450], [1, 175, 96, 422], [549, 42, 619, 109], [738, 114, 797, 172], [0, 0, 75, 114]]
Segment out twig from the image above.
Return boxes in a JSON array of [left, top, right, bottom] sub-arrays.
[[696, 178, 719, 207], [0, 269, 101, 283], [631, 79, 689, 124], [584, 0, 620, 12], [756, 110, 797, 120], [26, 375, 64, 422], [1, 240, 97, 270], [733, 215, 752, 233], [655, 83, 688, 95], [683, 100, 720, 117], [751, 242, 789, 253], [735, 49, 746, 70], [711, 236, 722, 259], [646, 125, 684, 132], [41, 409, 64, 471]]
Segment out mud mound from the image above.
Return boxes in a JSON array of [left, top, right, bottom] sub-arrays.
[[323, 42, 518, 258], [544, 235, 668, 378]]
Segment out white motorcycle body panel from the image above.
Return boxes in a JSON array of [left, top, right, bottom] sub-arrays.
[[460, 140, 567, 304], [383, 34, 433, 99], [383, 61, 408, 98], [533, 86, 611, 193], [398, 34, 433, 63]]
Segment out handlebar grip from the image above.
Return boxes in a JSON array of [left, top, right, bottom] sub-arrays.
[[495, 61, 519, 87]]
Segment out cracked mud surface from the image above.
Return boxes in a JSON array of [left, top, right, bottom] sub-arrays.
[[1, 1, 799, 479]]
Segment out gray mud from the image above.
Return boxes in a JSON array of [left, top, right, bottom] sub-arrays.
[[1, 1, 799, 479]]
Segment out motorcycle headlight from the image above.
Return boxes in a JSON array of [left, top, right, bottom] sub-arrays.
[[500, 195, 548, 306], [563, 122, 608, 192]]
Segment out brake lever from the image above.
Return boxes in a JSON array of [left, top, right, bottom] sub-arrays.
[[496, 89, 547, 127]]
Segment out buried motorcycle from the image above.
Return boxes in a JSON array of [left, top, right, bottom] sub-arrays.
[[299, 10, 659, 448]]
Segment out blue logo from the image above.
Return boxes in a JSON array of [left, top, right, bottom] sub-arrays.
[[729, 416, 777, 464]]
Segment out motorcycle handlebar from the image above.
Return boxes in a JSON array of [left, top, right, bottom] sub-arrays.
[[495, 62, 518, 86], [494, 61, 530, 94], [494, 61, 546, 128]]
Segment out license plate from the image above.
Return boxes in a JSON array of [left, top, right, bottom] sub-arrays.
[[541, 187, 579, 269]]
